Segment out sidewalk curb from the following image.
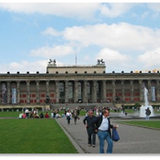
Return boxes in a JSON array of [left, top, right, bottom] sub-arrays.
[[56, 119, 85, 154]]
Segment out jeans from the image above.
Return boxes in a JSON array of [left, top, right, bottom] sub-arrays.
[[97, 130, 113, 153], [146, 115, 150, 120], [87, 128, 96, 145], [67, 116, 71, 124]]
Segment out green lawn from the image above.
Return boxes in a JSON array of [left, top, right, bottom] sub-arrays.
[[0, 119, 78, 153], [0, 111, 22, 117], [120, 120, 160, 130], [0, 110, 87, 118]]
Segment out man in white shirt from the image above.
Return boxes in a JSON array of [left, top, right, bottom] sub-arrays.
[[93, 108, 117, 153]]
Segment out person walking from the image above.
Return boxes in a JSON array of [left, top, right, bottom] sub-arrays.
[[66, 110, 72, 125], [145, 107, 151, 120], [83, 109, 96, 147], [93, 108, 118, 153], [73, 109, 80, 125]]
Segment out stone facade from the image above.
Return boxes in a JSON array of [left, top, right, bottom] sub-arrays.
[[0, 71, 160, 105]]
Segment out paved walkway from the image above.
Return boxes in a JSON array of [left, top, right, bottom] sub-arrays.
[[56, 113, 160, 154]]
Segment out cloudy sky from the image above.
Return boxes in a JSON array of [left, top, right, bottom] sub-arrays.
[[0, 1, 160, 73]]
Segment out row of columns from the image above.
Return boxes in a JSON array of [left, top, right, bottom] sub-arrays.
[[1, 79, 160, 104], [55, 80, 106, 103]]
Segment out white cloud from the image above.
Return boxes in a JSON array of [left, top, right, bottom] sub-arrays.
[[148, 3, 160, 13], [35, 22, 160, 72], [0, 3, 140, 20], [62, 23, 160, 52], [0, 60, 48, 73], [95, 48, 132, 72], [0, 3, 100, 20], [42, 27, 61, 37], [99, 3, 136, 18], [30, 44, 74, 58], [96, 48, 129, 62], [138, 48, 160, 69]]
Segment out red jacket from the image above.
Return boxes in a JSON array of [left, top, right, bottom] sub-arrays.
[[45, 113, 49, 118]]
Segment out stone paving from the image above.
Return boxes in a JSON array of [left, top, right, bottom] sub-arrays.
[[56, 113, 160, 154]]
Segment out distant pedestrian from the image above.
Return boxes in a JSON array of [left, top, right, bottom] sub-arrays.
[[92, 108, 118, 153], [83, 109, 96, 147], [145, 107, 151, 120], [66, 110, 72, 125], [73, 109, 80, 125]]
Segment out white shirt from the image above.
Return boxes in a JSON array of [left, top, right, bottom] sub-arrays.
[[66, 112, 72, 117], [25, 109, 29, 113], [98, 116, 109, 131]]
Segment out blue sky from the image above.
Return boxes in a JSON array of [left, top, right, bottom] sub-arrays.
[[1, 2, 160, 73]]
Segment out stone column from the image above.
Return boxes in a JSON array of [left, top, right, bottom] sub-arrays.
[[121, 80, 125, 103], [112, 80, 116, 102], [148, 80, 152, 102], [82, 81, 87, 103], [139, 80, 143, 102], [26, 81, 30, 104], [7, 81, 11, 104], [65, 81, 69, 103], [101, 80, 106, 102], [55, 81, 59, 103], [46, 81, 50, 104], [156, 80, 160, 101], [130, 80, 134, 102], [91, 80, 97, 103], [17, 81, 20, 104], [74, 81, 79, 103], [46, 81, 50, 96], [36, 81, 40, 104]]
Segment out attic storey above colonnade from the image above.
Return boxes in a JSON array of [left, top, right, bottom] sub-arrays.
[[46, 58, 106, 74]]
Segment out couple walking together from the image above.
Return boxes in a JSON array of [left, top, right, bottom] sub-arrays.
[[83, 108, 118, 153]]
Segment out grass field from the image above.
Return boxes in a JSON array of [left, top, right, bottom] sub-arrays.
[[120, 120, 160, 130], [0, 110, 87, 118], [0, 119, 78, 153]]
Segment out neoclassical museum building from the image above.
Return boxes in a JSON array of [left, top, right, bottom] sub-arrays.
[[0, 59, 160, 107]]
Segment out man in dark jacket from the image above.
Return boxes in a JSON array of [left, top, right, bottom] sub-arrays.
[[145, 107, 151, 120], [83, 109, 96, 147], [93, 108, 117, 153]]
